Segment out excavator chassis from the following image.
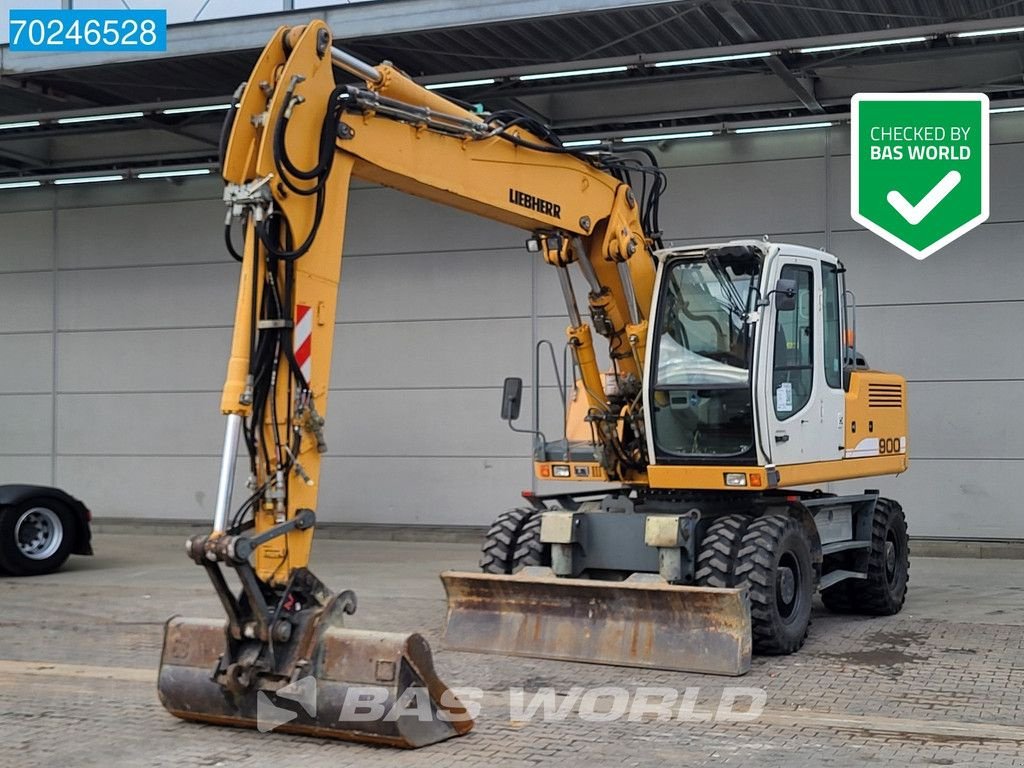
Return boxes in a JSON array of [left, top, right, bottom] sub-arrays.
[[442, 494, 752, 675], [442, 490, 908, 674], [158, 514, 471, 748]]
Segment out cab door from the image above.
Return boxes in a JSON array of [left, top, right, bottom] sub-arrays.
[[816, 259, 847, 464], [758, 254, 846, 466]]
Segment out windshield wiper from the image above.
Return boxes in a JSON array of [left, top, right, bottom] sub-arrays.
[[705, 253, 748, 319]]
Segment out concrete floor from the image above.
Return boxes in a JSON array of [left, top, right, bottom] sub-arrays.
[[1, 533, 1022, 767]]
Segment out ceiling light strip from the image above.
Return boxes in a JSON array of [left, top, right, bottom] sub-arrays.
[[159, 104, 232, 115], [796, 36, 928, 54], [0, 120, 42, 131], [734, 121, 833, 134], [620, 130, 714, 143], [424, 78, 496, 90], [654, 51, 772, 68], [953, 25, 1024, 39], [136, 168, 212, 179], [53, 174, 126, 185], [56, 112, 145, 125], [518, 65, 629, 81]]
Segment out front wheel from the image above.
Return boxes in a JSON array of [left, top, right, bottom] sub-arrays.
[[734, 513, 814, 655], [0, 500, 74, 576], [479, 508, 549, 574]]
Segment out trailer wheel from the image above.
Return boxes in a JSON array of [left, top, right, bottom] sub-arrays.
[[822, 498, 909, 615], [0, 499, 74, 576], [480, 508, 538, 574], [695, 514, 750, 588], [734, 513, 814, 655]]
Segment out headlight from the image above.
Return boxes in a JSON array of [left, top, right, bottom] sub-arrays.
[[552, 464, 571, 478], [724, 472, 747, 487]]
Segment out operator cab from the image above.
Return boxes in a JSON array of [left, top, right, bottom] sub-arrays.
[[646, 240, 848, 472], [648, 244, 762, 464], [516, 238, 857, 482]]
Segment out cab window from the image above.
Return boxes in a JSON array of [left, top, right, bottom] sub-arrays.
[[822, 263, 842, 389], [773, 265, 813, 419]]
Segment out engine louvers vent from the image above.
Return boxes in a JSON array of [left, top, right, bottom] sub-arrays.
[[868, 382, 903, 408]]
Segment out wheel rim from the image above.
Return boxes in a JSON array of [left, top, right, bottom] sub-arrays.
[[884, 532, 900, 588], [15, 507, 63, 560], [776, 552, 802, 621]]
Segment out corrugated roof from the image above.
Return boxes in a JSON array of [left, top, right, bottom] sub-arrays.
[[2, 0, 1024, 175], [342, 0, 1024, 74]]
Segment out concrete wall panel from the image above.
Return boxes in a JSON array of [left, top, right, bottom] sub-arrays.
[[0, 394, 52, 456], [0, 272, 52, 332], [0, 210, 53, 272], [0, 334, 52, 393], [0, 120, 1016, 538]]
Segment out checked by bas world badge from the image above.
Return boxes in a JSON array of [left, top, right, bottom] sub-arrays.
[[851, 93, 989, 260]]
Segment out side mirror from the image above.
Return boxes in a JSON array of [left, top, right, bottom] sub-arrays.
[[500, 377, 523, 421], [774, 278, 797, 311]]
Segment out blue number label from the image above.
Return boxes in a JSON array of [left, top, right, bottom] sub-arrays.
[[9, 9, 167, 52]]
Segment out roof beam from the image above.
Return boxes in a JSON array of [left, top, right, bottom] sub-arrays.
[[533, 48, 1024, 129], [709, 0, 823, 113], [0, 96, 231, 127], [7, 7, 1024, 78], [0, 144, 44, 171], [0, 0, 679, 73], [762, 58, 823, 113], [412, 15, 1024, 85]]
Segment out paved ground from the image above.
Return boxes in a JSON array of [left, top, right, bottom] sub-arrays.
[[1, 533, 1022, 767]]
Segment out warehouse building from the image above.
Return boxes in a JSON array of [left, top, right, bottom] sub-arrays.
[[1, 0, 1022, 541]]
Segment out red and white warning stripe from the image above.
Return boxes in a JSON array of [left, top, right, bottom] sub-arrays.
[[294, 304, 312, 383]]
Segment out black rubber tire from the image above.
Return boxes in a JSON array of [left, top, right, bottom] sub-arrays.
[[511, 510, 549, 571], [480, 508, 534, 574], [0, 499, 75, 576], [821, 498, 909, 616], [695, 514, 751, 588], [734, 513, 814, 655], [819, 579, 855, 613]]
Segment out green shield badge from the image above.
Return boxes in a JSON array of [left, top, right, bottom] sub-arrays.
[[851, 93, 989, 260]]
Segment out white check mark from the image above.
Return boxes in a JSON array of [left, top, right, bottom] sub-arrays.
[[886, 170, 961, 225]]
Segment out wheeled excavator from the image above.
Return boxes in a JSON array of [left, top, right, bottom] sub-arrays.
[[158, 20, 911, 747]]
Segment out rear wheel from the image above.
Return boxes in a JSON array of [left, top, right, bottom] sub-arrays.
[[480, 508, 549, 574], [734, 513, 814, 655], [821, 498, 909, 615], [0, 499, 74, 576]]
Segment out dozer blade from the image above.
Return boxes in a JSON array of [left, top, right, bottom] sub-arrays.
[[158, 617, 473, 748], [440, 570, 751, 676]]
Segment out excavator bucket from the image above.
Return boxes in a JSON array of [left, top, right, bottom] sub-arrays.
[[158, 617, 473, 748], [440, 570, 751, 676]]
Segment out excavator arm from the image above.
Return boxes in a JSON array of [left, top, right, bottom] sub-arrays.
[[218, 21, 660, 584], [158, 20, 669, 747]]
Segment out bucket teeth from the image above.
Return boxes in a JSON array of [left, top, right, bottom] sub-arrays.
[[440, 569, 752, 676], [158, 617, 473, 748]]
